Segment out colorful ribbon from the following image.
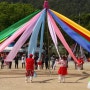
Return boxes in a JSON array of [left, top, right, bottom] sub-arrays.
[[48, 10, 79, 64], [47, 12, 60, 58], [0, 11, 41, 52], [49, 10, 90, 52], [5, 12, 41, 61], [28, 9, 46, 56], [51, 9, 90, 41]]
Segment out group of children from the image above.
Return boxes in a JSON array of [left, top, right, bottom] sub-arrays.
[[0, 53, 84, 83], [25, 53, 85, 83], [25, 54, 68, 83]]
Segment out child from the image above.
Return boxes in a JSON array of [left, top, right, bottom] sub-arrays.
[[58, 56, 67, 83], [76, 57, 84, 70], [37, 59, 42, 70], [25, 54, 35, 83]]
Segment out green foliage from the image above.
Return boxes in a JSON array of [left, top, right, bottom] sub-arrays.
[[0, 2, 36, 31], [71, 13, 90, 30], [0, 0, 89, 16]]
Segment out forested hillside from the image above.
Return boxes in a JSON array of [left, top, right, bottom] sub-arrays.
[[0, 0, 90, 17]]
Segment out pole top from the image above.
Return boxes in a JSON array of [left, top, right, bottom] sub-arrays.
[[43, 0, 49, 9]]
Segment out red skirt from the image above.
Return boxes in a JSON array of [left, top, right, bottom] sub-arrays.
[[37, 61, 42, 65], [58, 67, 67, 75]]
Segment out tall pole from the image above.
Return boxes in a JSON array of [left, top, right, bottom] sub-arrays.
[[43, 0, 49, 56], [43, 0, 51, 71]]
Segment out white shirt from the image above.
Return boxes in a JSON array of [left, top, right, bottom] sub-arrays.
[[21, 56, 26, 63], [58, 59, 67, 67]]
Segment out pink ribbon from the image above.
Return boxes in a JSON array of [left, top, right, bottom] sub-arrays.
[[0, 12, 41, 52], [47, 12, 60, 57], [5, 23, 35, 61]]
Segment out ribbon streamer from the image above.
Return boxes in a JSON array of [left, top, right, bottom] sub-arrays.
[[0, 10, 40, 42], [0, 11, 41, 52], [5, 12, 41, 61], [5, 22, 36, 61], [38, 16, 45, 59], [48, 10, 79, 64], [47, 12, 60, 58], [51, 9, 90, 41], [28, 9, 46, 56], [49, 10, 90, 52]]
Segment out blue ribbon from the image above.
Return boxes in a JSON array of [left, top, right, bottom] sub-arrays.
[[28, 9, 46, 57], [39, 18, 45, 59]]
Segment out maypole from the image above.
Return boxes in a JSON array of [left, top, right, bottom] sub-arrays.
[[43, 0, 51, 70], [4, 0, 89, 66]]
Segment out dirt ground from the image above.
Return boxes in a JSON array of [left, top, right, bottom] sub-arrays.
[[0, 61, 90, 90]]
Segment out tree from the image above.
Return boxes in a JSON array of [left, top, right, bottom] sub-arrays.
[[0, 2, 36, 31]]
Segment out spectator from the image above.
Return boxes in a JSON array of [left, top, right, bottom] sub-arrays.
[[34, 53, 38, 70], [76, 57, 84, 70], [44, 55, 49, 70], [51, 55, 56, 69], [0, 54, 4, 69], [21, 54, 26, 68], [14, 55, 19, 69]]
